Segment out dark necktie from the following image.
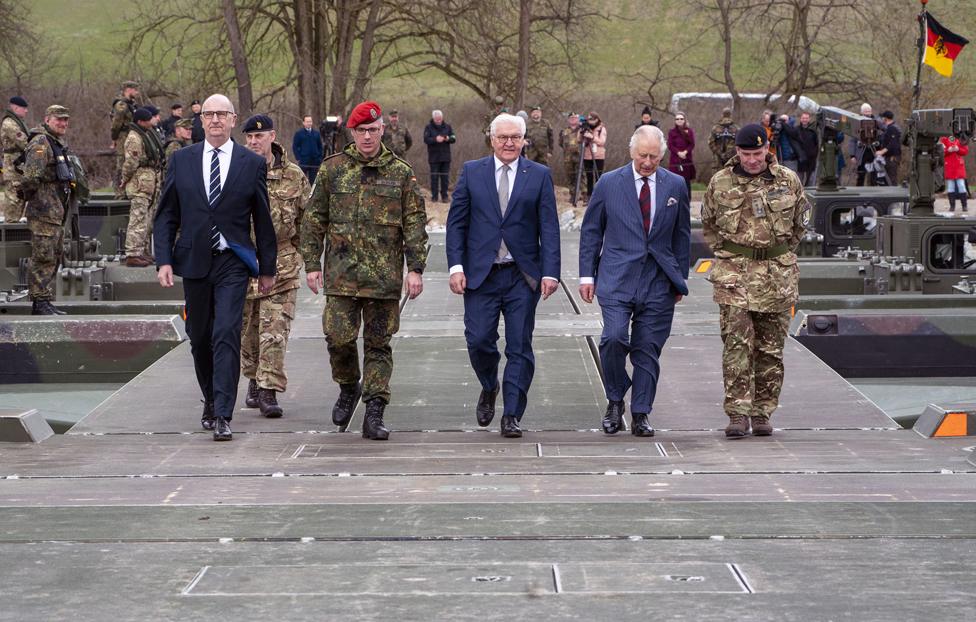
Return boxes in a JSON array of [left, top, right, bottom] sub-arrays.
[[209, 148, 222, 251], [639, 176, 651, 234]]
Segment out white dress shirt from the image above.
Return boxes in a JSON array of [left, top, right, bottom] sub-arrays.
[[203, 139, 233, 250], [450, 157, 556, 283], [580, 166, 657, 285]]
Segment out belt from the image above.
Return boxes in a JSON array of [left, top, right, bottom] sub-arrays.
[[490, 261, 516, 272], [721, 241, 790, 260]]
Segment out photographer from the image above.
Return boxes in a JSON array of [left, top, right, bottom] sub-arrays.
[[761, 110, 779, 160], [581, 111, 607, 200], [319, 114, 342, 157], [850, 103, 878, 186]]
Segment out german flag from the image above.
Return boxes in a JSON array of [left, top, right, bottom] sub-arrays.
[[924, 13, 969, 77]]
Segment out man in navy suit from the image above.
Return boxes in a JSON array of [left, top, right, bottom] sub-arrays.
[[446, 113, 560, 438], [579, 125, 691, 437], [154, 94, 277, 441]]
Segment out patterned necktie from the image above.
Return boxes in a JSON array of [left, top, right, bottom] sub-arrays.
[[639, 176, 651, 234], [209, 148, 222, 251], [496, 164, 511, 262]]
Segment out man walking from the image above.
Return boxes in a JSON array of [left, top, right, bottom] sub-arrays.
[[292, 114, 324, 183]]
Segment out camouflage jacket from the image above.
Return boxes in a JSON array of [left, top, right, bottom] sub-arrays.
[[708, 118, 739, 163], [21, 125, 74, 228], [121, 124, 164, 188], [300, 143, 428, 300], [163, 137, 189, 175], [701, 154, 809, 311], [111, 96, 137, 141], [381, 124, 412, 158], [558, 126, 581, 162], [249, 143, 310, 299], [1, 110, 30, 185], [524, 119, 554, 161]]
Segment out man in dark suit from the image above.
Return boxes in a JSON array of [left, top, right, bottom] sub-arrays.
[[578, 125, 691, 437], [154, 94, 277, 441], [446, 113, 560, 438]]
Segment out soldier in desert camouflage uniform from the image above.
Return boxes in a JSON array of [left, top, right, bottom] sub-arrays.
[[701, 124, 808, 438], [381, 109, 412, 159], [1, 96, 30, 223], [20, 105, 76, 316], [120, 107, 164, 267], [708, 107, 739, 174], [300, 100, 428, 441], [239, 114, 310, 418], [111, 81, 140, 197], [558, 112, 582, 201], [524, 106, 553, 166], [163, 118, 193, 174]]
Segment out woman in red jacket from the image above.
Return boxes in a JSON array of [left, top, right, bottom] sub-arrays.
[[941, 135, 969, 213]]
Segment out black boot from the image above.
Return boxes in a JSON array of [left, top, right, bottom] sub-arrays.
[[245, 378, 260, 408], [948, 192, 957, 212], [258, 388, 284, 418], [362, 398, 390, 440], [962, 193, 969, 212], [31, 299, 66, 315], [332, 382, 362, 427]]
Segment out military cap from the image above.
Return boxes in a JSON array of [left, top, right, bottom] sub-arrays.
[[191, 99, 201, 106], [171, 102, 183, 110], [880, 110, 895, 120], [9, 96, 28, 107], [346, 101, 381, 128], [242, 114, 274, 133], [389, 109, 399, 115], [45, 105, 70, 118], [145, 105, 160, 116], [133, 107, 153, 122], [175, 118, 194, 129], [566, 111, 576, 117], [122, 81, 140, 89], [530, 105, 542, 112], [493, 95, 505, 105], [735, 123, 768, 149]]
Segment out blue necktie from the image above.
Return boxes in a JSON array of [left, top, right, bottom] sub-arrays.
[[209, 148, 221, 250]]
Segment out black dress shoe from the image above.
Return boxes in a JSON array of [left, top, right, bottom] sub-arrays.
[[332, 382, 362, 427], [245, 379, 259, 408], [257, 388, 284, 418], [602, 400, 625, 434], [631, 413, 655, 437], [500, 415, 522, 438], [362, 398, 390, 440], [213, 417, 232, 441], [476, 387, 499, 427], [201, 400, 216, 431], [31, 299, 67, 315]]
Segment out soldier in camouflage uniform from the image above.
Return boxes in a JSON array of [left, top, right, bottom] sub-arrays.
[[558, 112, 582, 202], [1, 96, 30, 223], [381, 109, 413, 160], [240, 114, 310, 418], [524, 106, 554, 166], [701, 124, 809, 438], [120, 107, 164, 267], [708, 107, 739, 174], [301, 100, 428, 440], [163, 118, 193, 175], [19, 106, 76, 316], [111, 81, 140, 197], [483, 96, 507, 148]]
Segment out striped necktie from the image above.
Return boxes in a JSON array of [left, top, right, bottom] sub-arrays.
[[209, 148, 222, 251]]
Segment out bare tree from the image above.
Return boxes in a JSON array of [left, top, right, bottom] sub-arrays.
[[0, 0, 56, 93]]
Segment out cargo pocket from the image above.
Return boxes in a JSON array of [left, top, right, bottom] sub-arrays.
[[714, 194, 744, 235]]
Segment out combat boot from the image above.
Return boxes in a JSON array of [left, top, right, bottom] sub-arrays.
[[725, 414, 748, 438], [362, 398, 390, 441], [257, 388, 284, 418], [31, 300, 66, 315], [245, 379, 260, 408], [332, 382, 362, 426], [750, 415, 773, 436]]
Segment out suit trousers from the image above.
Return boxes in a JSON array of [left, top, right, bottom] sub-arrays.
[[463, 263, 541, 420], [183, 251, 250, 420], [598, 261, 676, 415]]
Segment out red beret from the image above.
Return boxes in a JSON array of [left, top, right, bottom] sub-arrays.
[[347, 101, 382, 128]]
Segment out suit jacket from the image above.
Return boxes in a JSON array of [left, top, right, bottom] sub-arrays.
[[579, 163, 691, 301], [154, 141, 276, 279], [446, 155, 560, 291]]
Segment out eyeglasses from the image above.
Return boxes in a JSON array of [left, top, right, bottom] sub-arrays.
[[493, 134, 524, 144], [353, 127, 382, 136], [201, 111, 234, 120]]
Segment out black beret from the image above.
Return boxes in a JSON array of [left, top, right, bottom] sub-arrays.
[[242, 114, 274, 133], [191, 99, 201, 105], [171, 102, 183, 110], [133, 107, 153, 122], [880, 110, 894, 120], [9, 96, 28, 107], [145, 105, 160, 116], [735, 123, 768, 149]]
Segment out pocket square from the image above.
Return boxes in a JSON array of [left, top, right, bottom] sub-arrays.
[[667, 196, 678, 206]]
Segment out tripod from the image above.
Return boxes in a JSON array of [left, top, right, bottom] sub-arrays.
[[572, 136, 601, 207]]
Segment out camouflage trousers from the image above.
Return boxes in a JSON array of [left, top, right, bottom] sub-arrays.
[[324, 295, 400, 404], [124, 192, 157, 257], [114, 142, 126, 196], [563, 159, 580, 196], [718, 304, 791, 419], [0, 184, 25, 222], [241, 287, 298, 392], [28, 222, 64, 301]]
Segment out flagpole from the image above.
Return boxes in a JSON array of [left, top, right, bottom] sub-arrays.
[[913, 0, 929, 111]]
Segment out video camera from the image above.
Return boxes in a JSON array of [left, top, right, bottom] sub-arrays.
[[319, 115, 340, 136]]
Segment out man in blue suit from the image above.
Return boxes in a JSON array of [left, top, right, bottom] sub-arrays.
[[154, 94, 277, 441], [579, 125, 691, 437], [446, 113, 561, 438]]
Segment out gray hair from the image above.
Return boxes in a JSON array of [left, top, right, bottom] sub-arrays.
[[860, 102, 873, 115], [432, 109, 443, 118], [489, 113, 526, 137], [629, 124, 667, 154]]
